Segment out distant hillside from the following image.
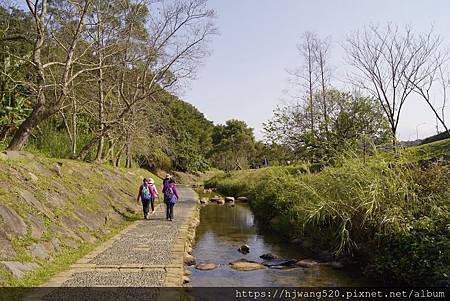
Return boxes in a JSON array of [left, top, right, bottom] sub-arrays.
[[405, 138, 450, 161], [400, 131, 450, 148], [419, 131, 450, 145], [399, 139, 422, 147]]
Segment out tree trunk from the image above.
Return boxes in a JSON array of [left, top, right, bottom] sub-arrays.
[[95, 25, 105, 161], [426, 101, 449, 133], [77, 135, 99, 160], [9, 1, 47, 151], [7, 104, 47, 151], [95, 74, 105, 161], [126, 143, 132, 168], [103, 138, 115, 164], [125, 131, 132, 168], [115, 142, 126, 167], [320, 61, 328, 133], [70, 67, 77, 158], [71, 97, 77, 158], [308, 56, 314, 136], [391, 126, 397, 149]]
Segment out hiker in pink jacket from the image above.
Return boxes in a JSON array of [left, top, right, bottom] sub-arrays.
[[136, 178, 156, 220]]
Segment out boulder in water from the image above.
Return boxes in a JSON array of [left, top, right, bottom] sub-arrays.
[[229, 259, 266, 271], [238, 244, 250, 254], [195, 263, 219, 270], [184, 254, 196, 266], [210, 195, 220, 202], [296, 259, 318, 268], [260, 253, 279, 260], [225, 197, 235, 203], [210, 196, 225, 204], [236, 197, 248, 202], [262, 259, 297, 268]]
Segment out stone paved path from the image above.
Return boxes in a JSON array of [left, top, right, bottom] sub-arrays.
[[34, 187, 197, 293]]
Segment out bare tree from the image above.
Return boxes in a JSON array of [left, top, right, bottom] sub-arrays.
[[408, 62, 449, 134], [296, 32, 318, 136], [76, 0, 216, 160], [345, 24, 447, 146], [6, 0, 107, 150], [438, 66, 449, 132], [313, 36, 331, 133], [288, 32, 332, 137], [84, 0, 125, 161]]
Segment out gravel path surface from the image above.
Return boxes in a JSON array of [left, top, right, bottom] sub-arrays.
[[61, 270, 166, 287], [41, 287, 161, 301], [47, 187, 197, 288], [90, 190, 194, 266]]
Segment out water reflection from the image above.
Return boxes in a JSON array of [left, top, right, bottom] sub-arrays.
[[191, 203, 371, 287]]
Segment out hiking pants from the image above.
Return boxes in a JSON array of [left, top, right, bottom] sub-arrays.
[[166, 202, 174, 220], [150, 197, 155, 212], [141, 198, 150, 217]]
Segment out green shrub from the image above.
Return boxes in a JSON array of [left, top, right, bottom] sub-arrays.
[[369, 225, 449, 286], [206, 152, 449, 285]]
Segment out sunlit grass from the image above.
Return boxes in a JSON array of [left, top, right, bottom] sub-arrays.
[[205, 142, 449, 285]]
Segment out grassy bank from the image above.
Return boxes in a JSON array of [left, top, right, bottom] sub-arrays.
[[0, 151, 162, 288], [205, 140, 450, 286]]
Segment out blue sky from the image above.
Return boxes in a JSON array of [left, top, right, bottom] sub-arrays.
[[183, 0, 450, 141]]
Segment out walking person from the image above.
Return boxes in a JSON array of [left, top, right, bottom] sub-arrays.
[[136, 178, 155, 220], [148, 178, 158, 213], [162, 177, 179, 221], [162, 174, 171, 186]]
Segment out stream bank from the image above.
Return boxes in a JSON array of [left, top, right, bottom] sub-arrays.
[[186, 201, 372, 286]]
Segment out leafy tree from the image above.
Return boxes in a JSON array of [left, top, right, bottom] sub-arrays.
[[0, 6, 34, 141], [209, 119, 256, 171], [253, 141, 294, 167], [264, 90, 390, 164], [154, 93, 213, 172], [3, 0, 216, 155]]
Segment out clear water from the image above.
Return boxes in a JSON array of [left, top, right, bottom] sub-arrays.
[[190, 203, 372, 287]]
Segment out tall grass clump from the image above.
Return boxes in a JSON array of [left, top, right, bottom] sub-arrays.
[[205, 151, 449, 286], [25, 122, 95, 159]]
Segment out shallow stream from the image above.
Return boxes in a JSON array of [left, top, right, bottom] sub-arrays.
[[190, 203, 371, 287]]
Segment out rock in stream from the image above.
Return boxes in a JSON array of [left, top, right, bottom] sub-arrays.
[[261, 259, 297, 268], [229, 259, 266, 271], [237, 244, 250, 254]]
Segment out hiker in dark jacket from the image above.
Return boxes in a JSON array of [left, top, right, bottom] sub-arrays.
[[162, 177, 179, 221], [136, 178, 155, 220]]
